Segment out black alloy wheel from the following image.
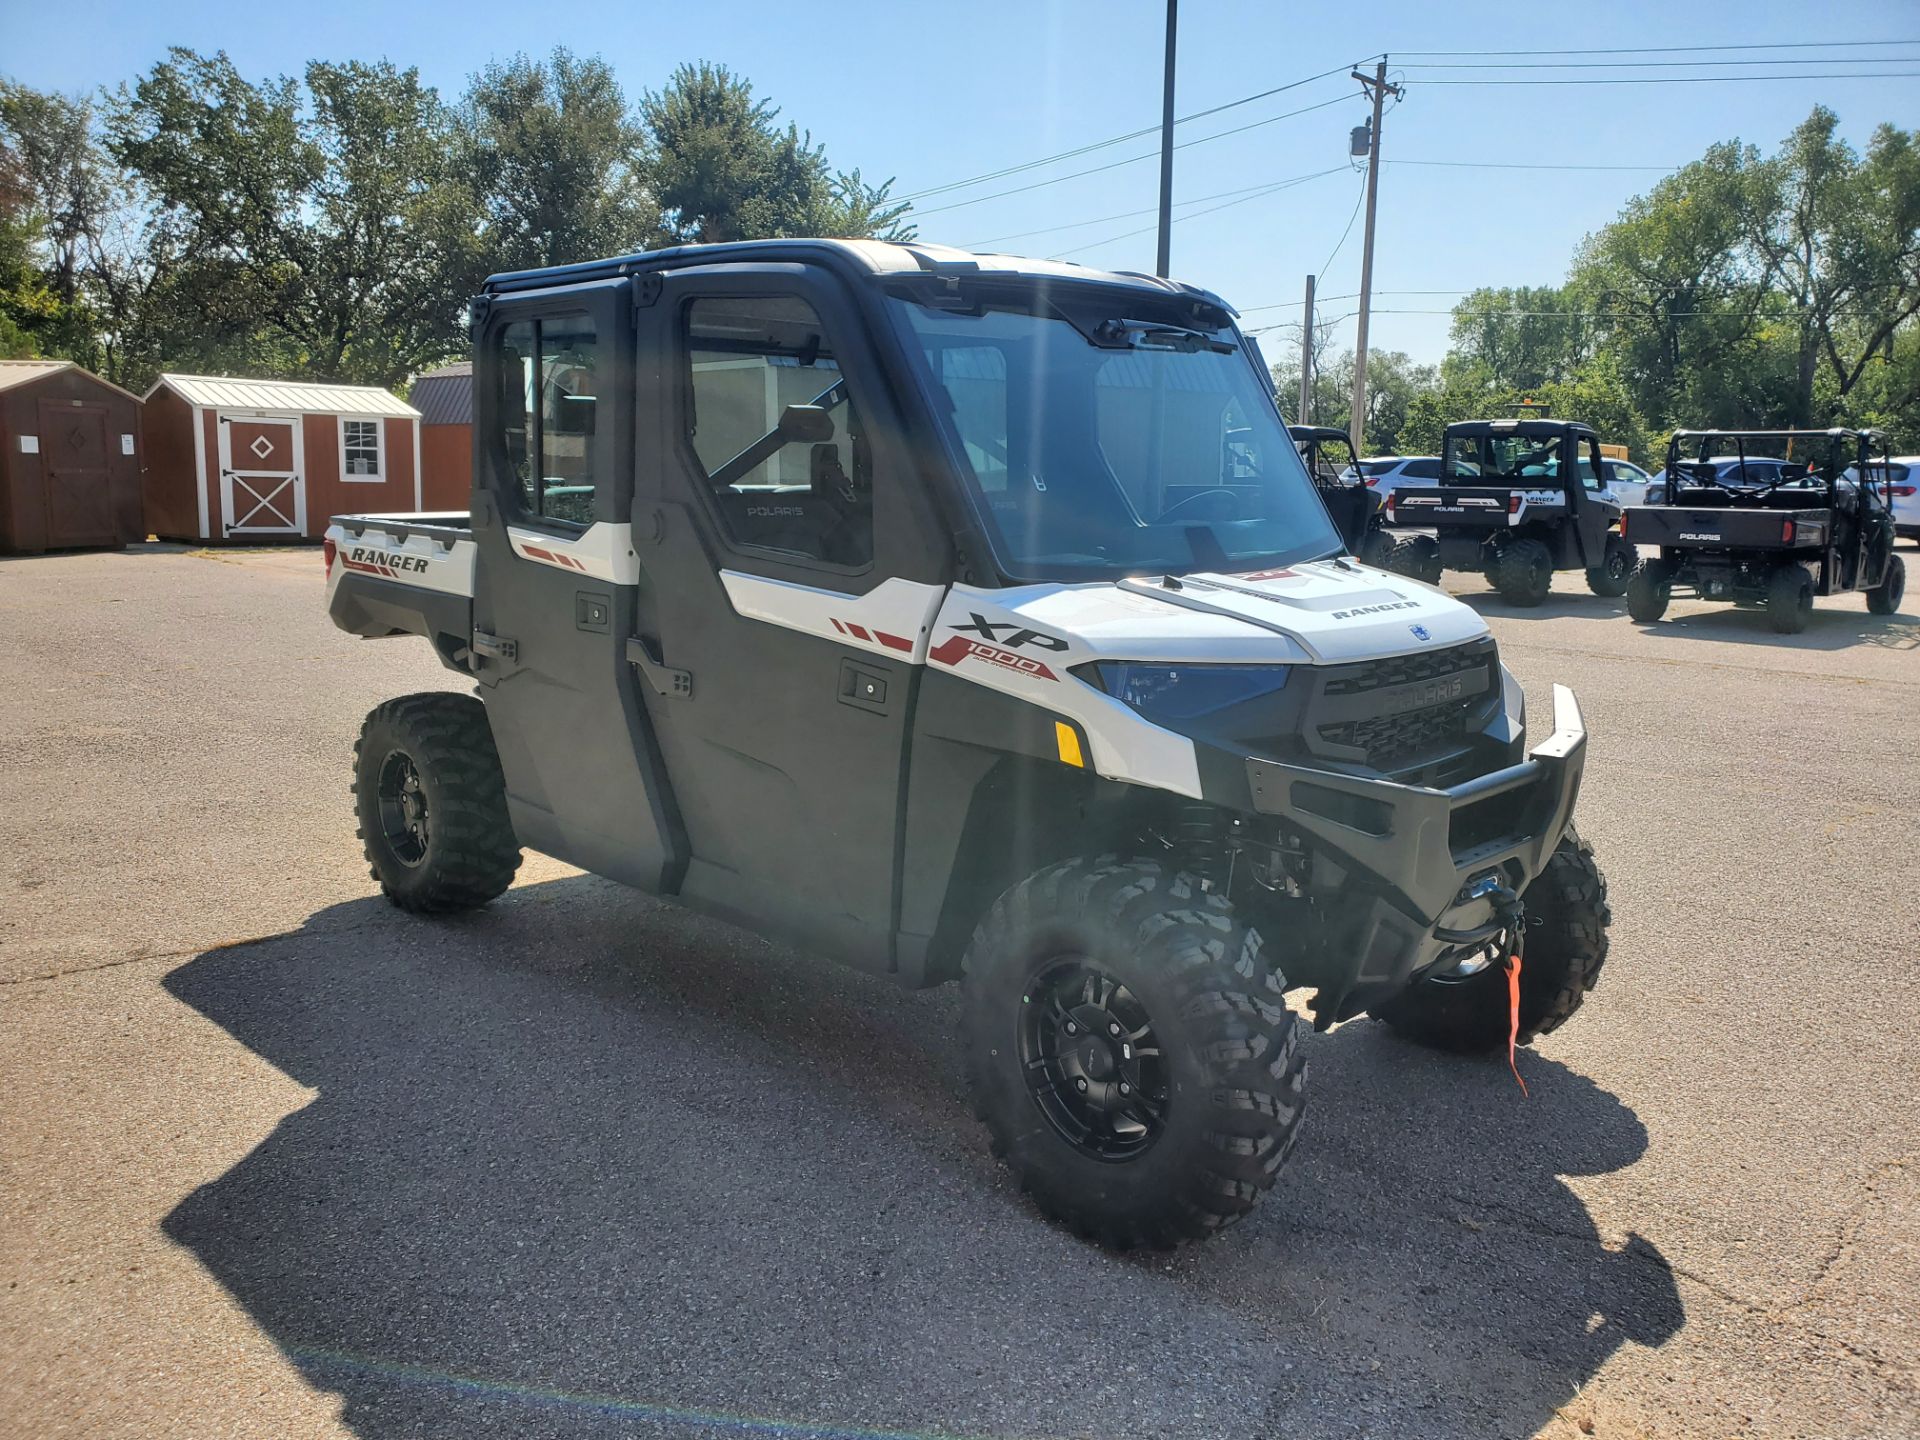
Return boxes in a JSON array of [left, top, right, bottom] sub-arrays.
[[1017, 957, 1169, 1162], [376, 751, 431, 866]]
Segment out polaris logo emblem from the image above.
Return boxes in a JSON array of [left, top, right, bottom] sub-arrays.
[[1409, 624, 1431, 641], [1379, 674, 1469, 714], [1678, 532, 1721, 541], [747, 505, 804, 517], [1330, 599, 1421, 620]]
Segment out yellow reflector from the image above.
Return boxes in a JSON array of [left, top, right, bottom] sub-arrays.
[[1054, 721, 1085, 768]]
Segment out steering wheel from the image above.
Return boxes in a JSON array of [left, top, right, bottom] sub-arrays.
[[1156, 488, 1244, 523]]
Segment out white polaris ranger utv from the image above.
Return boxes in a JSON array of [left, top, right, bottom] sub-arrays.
[[327, 240, 1609, 1247]]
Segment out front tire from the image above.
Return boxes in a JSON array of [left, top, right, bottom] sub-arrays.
[[354, 692, 521, 913], [1373, 831, 1611, 1053], [1495, 537, 1554, 606], [1867, 553, 1906, 616], [1586, 533, 1635, 598], [1626, 557, 1672, 622], [962, 857, 1306, 1248], [1391, 534, 1443, 585], [1767, 564, 1814, 634]]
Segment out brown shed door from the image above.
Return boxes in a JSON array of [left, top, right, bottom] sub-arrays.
[[219, 416, 303, 536], [39, 400, 116, 547]]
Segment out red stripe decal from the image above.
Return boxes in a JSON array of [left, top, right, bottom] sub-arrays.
[[875, 631, 913, 652], [847, 623, 872, 641], [830, 618, 846, 633]]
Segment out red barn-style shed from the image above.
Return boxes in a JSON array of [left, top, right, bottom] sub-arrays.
[[0, 360, 146, 554], [142, 374, 421, 543], [409, 361, 473, 511]]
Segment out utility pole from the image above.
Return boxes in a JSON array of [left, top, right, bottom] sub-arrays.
[[1299, 273, 1315, 424], [1154, 0, 1178, 278], [1347, 59, 1402, 455]]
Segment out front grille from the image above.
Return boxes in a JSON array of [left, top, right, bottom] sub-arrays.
[[1312, 638, 1496, 770], [1321, 640, 1492, 696]]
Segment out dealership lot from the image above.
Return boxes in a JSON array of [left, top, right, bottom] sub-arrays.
[[2, 545, 1916, 1440]]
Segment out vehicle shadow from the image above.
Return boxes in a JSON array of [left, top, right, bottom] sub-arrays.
[[162, 879, 1683, 1440], [1448, 581, 1918, 651]]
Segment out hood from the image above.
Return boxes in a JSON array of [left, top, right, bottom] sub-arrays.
[[940, 560, 1487, 669]]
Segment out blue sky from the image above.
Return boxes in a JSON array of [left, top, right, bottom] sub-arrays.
[[3, 0, 1915, 364]]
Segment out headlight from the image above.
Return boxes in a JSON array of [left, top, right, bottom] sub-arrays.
[[1085, 662, 1293, 723]]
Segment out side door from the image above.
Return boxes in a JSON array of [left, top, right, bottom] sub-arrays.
[[1569, 435, 1616, 565], [468, 279, 683, 893], [628, 264, 949, 971]]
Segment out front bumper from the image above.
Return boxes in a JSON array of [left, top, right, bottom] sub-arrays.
[[1245, 684, 1587, 1021]]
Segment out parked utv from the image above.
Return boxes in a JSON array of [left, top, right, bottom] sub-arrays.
[[1384, 418, 1635, 606], [1624, 428, 1906, 633], [1288, 423, 1395, 567], [328, 240, 1610, 1247]]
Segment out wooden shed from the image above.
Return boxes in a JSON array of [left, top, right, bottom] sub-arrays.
[[0, 360, 146, 555], [410, 361, 473, 511], [141, 373, 421, 543]]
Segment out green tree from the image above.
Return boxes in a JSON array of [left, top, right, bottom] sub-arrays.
[[1441, 285, 1590, 392], [1747, 109, 1920, 424], [642, 62, 911, 244], [461, 49, 656, 273], [107, 49, 477, 386], [1271, 343, 1437, 453]]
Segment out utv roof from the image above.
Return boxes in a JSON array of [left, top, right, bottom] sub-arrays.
[[1287, 425, 1355, 444], [1445, 418, 1598, 439], [481, 238, 1237, 314], [1669, 427, 1880, 441]]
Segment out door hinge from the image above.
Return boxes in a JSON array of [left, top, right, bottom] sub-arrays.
[[626, 635, 691, 698], [631, 273, 662, 315], [471, 629, 517, 663]]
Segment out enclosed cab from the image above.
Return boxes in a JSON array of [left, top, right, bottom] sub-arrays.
[[1384, 418, 1635, 605], [326, 240, 1611, 1247]]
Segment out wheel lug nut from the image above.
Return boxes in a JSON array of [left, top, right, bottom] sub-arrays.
[[1108, 1022, 1121, 1036], [1075, 1077, 1088, 1093], [1064, 1021, 1077, 1035]]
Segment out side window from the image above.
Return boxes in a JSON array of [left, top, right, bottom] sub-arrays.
[[1580, 441, 1605, 491], [685, 296, 872, 568], [1400, 458, 1440, 480], [342, 418, 385, 481], [496, 315, 599, 527]]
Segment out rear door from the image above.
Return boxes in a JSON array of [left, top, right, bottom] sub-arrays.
[[627, 264, 950, 970], [468, 278, 683, 892], [1570, 434, 1616, 565]]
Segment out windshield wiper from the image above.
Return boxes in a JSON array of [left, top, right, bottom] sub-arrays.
[[1092, 318, 1235, 354]]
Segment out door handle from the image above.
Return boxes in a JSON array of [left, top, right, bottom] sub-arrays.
[[627, 635, 691, 698], [472, 629, 518, 662]]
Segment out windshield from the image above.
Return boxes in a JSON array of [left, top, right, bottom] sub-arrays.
[[1446, 432, 1564, 481], [894, 298, 1340, 580]]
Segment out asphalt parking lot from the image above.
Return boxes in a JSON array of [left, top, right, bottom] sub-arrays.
[[2, 544, 1916, 1440]]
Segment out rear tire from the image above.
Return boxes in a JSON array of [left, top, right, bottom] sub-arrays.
[[1867, 553, 1906, 616], [1585, 533, 1635, 598], [354, 692, 521, 913], [1494, 537, 1554, 606], [1626, 557, 1672, 623], [1391, 534, 1443, 585], [1373, 831, 1611, 1053], [1767, 564, 1814, 634], [1356, 525, 1396, 569], [962, 856, 1307, 1248]]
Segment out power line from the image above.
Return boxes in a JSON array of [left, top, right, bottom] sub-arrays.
[[1314, 172, 1368, 280], [894, 58, 1373, 204], [1400, 54, 1920, 69], [1386, 159, 1678, 172], [961, 176, 1328, 248], [1412, 71, 1920, 86], [912, 93, 1356, 220], [1394, 39, 1918, 56], [1049, 166, 1348, 259]]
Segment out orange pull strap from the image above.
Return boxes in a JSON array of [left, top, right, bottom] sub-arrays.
[[1504, 953, 1528, 1096]]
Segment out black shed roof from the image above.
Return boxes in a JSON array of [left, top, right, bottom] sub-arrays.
[[410, 362, 472, 427]]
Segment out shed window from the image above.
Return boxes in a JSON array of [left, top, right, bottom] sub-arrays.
[[341, 419, 385, 481]]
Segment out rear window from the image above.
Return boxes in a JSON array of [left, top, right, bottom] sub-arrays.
[[1357, 460, 1401, 477], [1399, 458, 1441, 480]]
